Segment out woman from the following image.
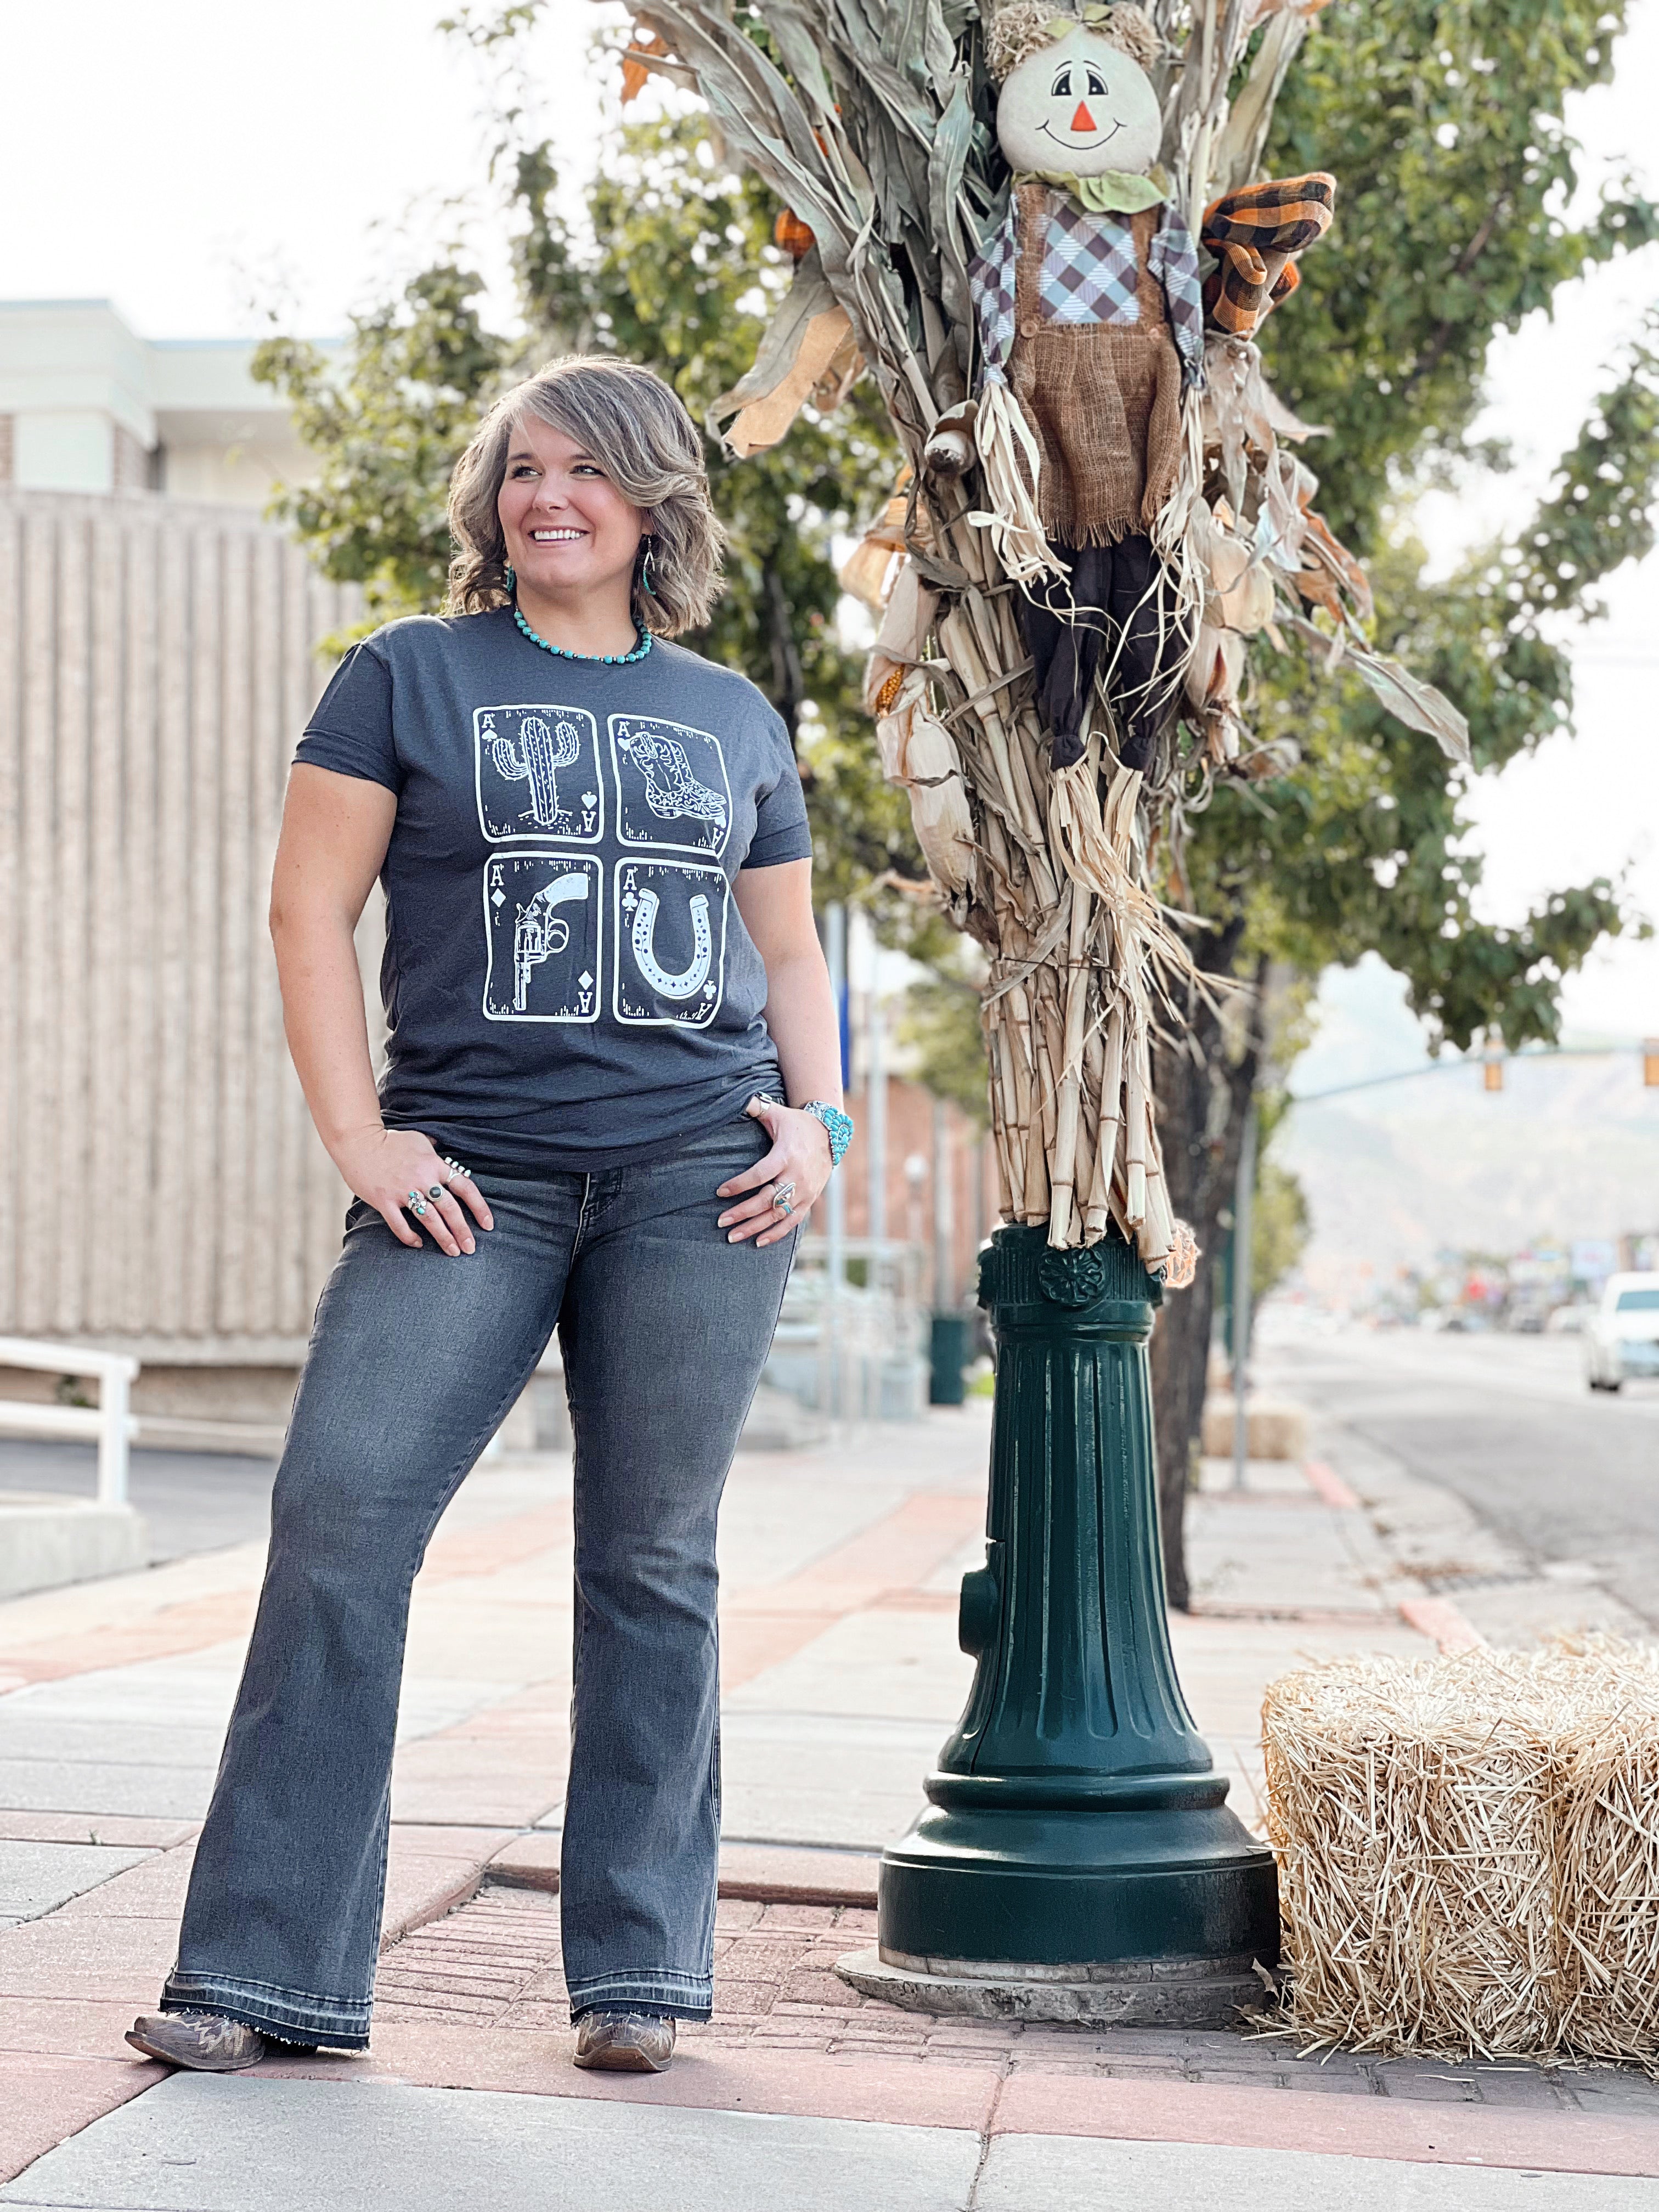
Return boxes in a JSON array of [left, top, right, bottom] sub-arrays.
[[127, 357, 851, 2079]]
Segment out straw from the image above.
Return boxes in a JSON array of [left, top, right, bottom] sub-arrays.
[[1263, 1640, 1659, 2063]]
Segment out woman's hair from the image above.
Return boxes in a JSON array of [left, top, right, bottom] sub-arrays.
[[445, 356, 725, 636]]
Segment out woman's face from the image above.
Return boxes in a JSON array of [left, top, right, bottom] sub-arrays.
[[496, 415, 649, 607]]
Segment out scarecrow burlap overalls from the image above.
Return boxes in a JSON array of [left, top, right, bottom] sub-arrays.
[[973, 181, 1203, 770]]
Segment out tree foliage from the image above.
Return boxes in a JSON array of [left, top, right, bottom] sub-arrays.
[[1195, 0, 1659, 1060]]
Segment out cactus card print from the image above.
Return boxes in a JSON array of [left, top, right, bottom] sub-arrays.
[[610, 714, 731, 856], [613, 860, 729, 1027], [475, 704, 602, 843], [482, 853, 603, 1023]]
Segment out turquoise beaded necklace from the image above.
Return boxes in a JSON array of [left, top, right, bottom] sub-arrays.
[[511, 601, 653, 667]]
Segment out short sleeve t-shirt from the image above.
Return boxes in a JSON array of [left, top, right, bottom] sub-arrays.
[[295, 610, 814, 1173]]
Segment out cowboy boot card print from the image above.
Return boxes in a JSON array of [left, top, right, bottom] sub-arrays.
[[609, 714, 732, 857]]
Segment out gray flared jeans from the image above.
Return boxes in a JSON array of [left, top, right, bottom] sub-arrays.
[[160, 1113, 794, 2047]]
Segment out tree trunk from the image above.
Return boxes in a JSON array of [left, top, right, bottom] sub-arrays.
[[1149, 929, 1263, 1610], [763, 562, 806, 746]]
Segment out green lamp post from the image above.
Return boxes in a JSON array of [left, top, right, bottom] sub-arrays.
[[839, 1221, 1278, 2024]]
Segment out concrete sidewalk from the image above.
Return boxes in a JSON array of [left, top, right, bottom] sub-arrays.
[[3, 1397, 1658, 2208]]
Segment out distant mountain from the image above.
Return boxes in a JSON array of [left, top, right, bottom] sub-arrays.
[[1275, 957, 1659, 1295]]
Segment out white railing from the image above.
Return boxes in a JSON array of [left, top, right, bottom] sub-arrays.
[[0, 1338, 140, 1506]]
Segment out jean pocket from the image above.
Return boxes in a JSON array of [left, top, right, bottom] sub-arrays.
[[669, 1115, 771, 1168]]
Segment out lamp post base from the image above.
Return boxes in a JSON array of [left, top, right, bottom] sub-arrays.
[[840, 1224, 1280, 2014], [835, 1945, 1271, 2028]]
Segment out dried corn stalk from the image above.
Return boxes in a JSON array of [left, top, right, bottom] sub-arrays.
[[621, 0, 1462, 1267]]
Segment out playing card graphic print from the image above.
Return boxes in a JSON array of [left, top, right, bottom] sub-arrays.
[[482, 853, 602, 1021], [292, 613, 812, 1173], [612, 714, 730, 853], [476, 706, 603, 842], [615, 860, 729, 1025], [609, 712, 732, 1028]]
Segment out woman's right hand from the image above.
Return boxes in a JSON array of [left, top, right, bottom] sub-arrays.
[[331, 1126, 495, 1256]]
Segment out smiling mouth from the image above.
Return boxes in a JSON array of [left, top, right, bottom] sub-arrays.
[[529, 528, 588, 543], [1038, 117, 1122, 145]]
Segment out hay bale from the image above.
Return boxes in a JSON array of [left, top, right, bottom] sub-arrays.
[[1200, 1395, 1308, 1460], [1263, 1639, 1659, 2061]]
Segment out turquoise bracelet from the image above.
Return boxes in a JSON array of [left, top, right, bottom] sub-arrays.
[[800, 1099, 854, 1168]]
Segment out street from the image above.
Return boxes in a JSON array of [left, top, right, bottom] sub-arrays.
[[1266, 1324, 1659, 1629]]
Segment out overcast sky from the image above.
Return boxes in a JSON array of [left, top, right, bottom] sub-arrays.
[[4, 0, 1655, 1059]]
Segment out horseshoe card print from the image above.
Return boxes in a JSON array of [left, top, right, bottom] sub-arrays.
[[609, 714, 731, 856], [475, 705, 603, 843], [482, 853, 603, 1023], [613, 861, 729, 1028]]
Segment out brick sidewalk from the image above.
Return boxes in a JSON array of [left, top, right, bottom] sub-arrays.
[[7, 1404, 1659, 2195], [371, 1883, 1659, 2124]]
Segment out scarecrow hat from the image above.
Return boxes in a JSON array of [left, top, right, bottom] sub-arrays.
[[984, 1, 1162, 84]]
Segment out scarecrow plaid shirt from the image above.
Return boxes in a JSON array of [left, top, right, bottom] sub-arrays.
[[970, 191, 1205, 389]]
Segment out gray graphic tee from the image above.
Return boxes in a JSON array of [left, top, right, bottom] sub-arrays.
[[295, 611, 813, 1171]]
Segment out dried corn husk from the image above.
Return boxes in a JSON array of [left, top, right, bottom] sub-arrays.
[[839, 486, 910, 612], [628, 0, 1463, 1268], [876, 672, 977, 896]]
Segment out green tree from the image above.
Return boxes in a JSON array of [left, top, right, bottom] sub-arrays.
[[1145, 0, 1658, 1601], [1251, 1158, 1312, 1312]]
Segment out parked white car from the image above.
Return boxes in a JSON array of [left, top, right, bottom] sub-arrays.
[[1584, 1273, 1659, 1391]]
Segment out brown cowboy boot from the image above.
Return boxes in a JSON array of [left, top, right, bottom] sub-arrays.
[[126, 2012, 267, 2073], [572, 2010, 676, 2073]]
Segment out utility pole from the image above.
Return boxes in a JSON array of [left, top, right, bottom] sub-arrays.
[[867, 974, 887, 1251], [932, 1096, 953, 1309], [823, 902, 848, 1420], [1231, 1097, 1257, 1494]]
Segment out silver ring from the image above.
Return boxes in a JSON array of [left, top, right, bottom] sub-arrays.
[[442, 1156, 472, 1181], [426, 1185, 444, 1201], [772, 1181, 797, 1214], [407, 1188, 429, 1218]]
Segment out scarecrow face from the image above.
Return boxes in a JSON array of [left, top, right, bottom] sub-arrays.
[[996, 29, 1161, 177]]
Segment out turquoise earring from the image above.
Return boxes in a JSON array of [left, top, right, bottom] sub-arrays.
[[639, 541, 657, 598], [503, 561, 516, 595]]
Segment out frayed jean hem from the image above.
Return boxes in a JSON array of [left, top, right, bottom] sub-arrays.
[[565, 1969, 713, 2024], [161, 1972, 370, 2051]]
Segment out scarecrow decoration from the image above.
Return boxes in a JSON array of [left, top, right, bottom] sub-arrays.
[[620, 0, 1469, 1273]]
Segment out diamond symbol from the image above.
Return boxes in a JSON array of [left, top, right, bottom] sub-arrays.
[[491, 888, 506, 907], [579, 971, 592, 989]]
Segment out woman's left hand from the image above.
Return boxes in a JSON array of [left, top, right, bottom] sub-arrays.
[[716, 1096, 836, 1248]]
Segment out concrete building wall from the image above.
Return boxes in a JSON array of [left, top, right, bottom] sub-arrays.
[[0, 303, 329, 507], [0, 487, 362, 1358], [13, 411, 115, 494]]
